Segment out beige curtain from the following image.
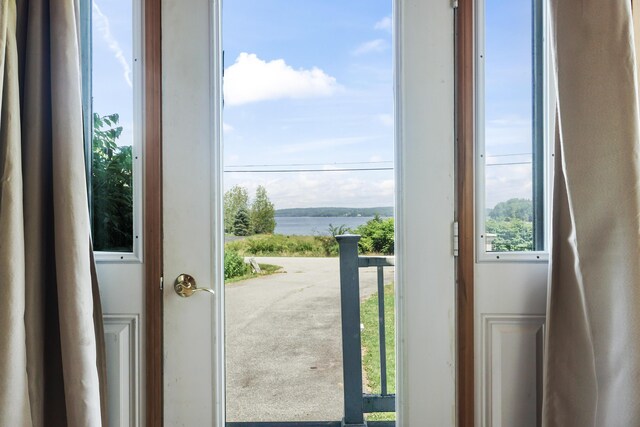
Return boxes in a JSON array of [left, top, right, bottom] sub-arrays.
[[543, 0, 640, 426], [0, 1, 107, 426]]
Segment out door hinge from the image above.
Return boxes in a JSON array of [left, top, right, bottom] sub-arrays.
[[452, 0, 459, 9], [453, 221, 459, 257], [160, 276, 164, 291]]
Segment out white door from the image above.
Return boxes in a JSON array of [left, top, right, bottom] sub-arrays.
[[159, 0, 458, 425], [474, 0, 553, 425]]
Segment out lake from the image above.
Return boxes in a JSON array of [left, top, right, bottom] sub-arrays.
[[274, 216, 377, 236]]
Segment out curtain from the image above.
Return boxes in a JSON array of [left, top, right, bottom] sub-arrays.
[[0, 1, 107, 426], [543, 1, 640, 425]]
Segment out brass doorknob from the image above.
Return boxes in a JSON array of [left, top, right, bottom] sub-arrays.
[[174, 274, 215, 297]]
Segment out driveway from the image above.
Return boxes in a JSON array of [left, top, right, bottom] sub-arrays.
[[225, 256, 394, 423]]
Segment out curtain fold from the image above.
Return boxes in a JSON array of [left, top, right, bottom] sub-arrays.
[[543, 0, 640, 425], [0, 1, 107, 426]]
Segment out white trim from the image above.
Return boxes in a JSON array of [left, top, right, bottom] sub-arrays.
[[474, 0, 553, 263], [210, 0, 226, 426], [95, 0, 144, 264]]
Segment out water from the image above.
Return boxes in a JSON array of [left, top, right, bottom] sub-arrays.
[[274, 216, 377, 236]]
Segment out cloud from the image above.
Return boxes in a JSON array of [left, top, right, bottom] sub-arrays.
[[376, 114, 394, 127], [223, 53, 340, 106], [352, 39, 388, 56], [223, 122, 234, 133], [281, 136, 373, 154], [375, 16, 392, 33], [224, 171, 395, 209], [92, 1, 132, 87]]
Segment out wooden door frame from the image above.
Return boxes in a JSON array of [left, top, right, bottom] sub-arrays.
[[456, 0, 475, 425], [144, 0, 163, 425]]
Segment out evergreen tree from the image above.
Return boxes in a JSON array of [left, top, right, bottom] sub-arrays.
[[224, 185, 249, 233], [250, 185, 276, 234], [233, 208, 251, 236]]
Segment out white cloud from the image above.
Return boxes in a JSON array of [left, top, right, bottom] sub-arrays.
[[223, 122, 234, 133], [223, 53, 340, 106], [352, 39, 388, 56], [224, 171, 395, 209], [376, 114, 394, 127], [375, 16, 392, 33], [92, 1, 132, 87], [281, 136, 373, 154]]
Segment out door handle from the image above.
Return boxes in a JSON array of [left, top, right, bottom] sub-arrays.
[[174, 274, 215, 297]]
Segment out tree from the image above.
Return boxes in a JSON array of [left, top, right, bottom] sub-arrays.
[[224, 185, 249, 233], [250, 185, 276, 234], [92, 113, 133, 251], [486, 218, 533, 251], [233, 208, 251, 236], [488, 198, 533, 222]]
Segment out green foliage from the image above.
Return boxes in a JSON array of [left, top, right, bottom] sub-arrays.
[[224, 250, 250, 280], [224, 185, 249, 233], [486, 218, 533, 251], [314, 223, 352, 257], [233, 208, 251, 236], [361, 283, 396, 421], [354, 216, 395, 255], [488, 198, 533, 222], [225, 234, 327, 257], [250, 185, 276, 234], [91, 113, 133, 252]]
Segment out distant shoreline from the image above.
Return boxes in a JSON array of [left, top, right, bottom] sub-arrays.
[[275, 206, 393, 218]]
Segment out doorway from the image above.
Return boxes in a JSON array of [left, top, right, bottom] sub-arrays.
[[221, 1, 396, 424]]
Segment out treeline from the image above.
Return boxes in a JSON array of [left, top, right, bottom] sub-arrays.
[[486, 198, 533, 252], [224, 185, 276, 236], [275, 206, 393, 218]]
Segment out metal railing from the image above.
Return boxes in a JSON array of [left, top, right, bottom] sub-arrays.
[[337, 234, 395, 427]]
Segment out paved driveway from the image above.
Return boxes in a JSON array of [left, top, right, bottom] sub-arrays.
[[225, 256, 394, 423]]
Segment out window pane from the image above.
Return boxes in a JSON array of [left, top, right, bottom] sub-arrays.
[[90, 0, 135, 252], [483, 0, 542, 253]]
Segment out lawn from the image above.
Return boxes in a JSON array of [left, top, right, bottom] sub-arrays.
[[360, 283, 396, 421], [224, 263, 282, 284]]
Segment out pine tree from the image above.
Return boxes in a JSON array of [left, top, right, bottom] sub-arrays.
[[233, 208, 251, 236], [224, 185, 249, 233], [250, 185, 276, 234]]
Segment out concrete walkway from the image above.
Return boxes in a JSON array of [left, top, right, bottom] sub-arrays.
[[225, 256, 394, 423]]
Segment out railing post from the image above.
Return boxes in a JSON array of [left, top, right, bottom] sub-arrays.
[[336, 234, 366, 427]]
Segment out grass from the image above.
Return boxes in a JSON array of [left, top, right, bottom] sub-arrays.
[[225, 234, 331, 257], [224, 263, 282, 284], [360, 283, 396, 422]]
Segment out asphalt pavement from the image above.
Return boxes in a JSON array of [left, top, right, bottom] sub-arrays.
[[225, 256, 394, 423]]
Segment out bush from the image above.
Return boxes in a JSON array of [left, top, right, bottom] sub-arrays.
[[485, 218, 533, 251], [354, 216, 394, 255], [225, 234, 327, 257], [224, 250, 249, 280]]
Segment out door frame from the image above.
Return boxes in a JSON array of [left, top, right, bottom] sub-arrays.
[[456, 0, 475, 425], [145, 0, 459, 425], [143, 0, 164, 425]]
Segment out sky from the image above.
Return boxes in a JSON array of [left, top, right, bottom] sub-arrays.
[[90, 0, 536, 211]]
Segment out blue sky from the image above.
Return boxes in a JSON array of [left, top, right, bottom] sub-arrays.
[[91, 0, 535, 210], [222, 0, 395, 209]]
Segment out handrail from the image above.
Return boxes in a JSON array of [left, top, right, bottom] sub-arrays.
[[336, 234, 395, 427]]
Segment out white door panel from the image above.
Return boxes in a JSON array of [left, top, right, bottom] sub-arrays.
[[475, 263, 547, 427]]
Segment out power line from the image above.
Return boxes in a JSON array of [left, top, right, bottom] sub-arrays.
[[486, 153, 532, 157], [226, 160, 393, 168], [486, 161, 532, 166], [224, 167, 394, 173]]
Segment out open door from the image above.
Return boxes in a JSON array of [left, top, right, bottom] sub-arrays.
[[159, 0, 458, 425]]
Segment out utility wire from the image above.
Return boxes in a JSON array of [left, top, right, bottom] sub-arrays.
[[224, 167, 394, 173], [226, 160, 393, 168], [486, 161, 532, 166]]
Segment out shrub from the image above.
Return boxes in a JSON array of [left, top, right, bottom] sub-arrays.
[[224, 250, 249, 280], [354, 216, 394, 255], [485, 218, 533, 251]]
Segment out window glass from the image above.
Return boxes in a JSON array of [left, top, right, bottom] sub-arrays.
[[481, 0, 544, 253], [88, 0, 136, 252]]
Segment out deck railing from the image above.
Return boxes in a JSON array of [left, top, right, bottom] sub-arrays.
[[336, 234, 395, 427]]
